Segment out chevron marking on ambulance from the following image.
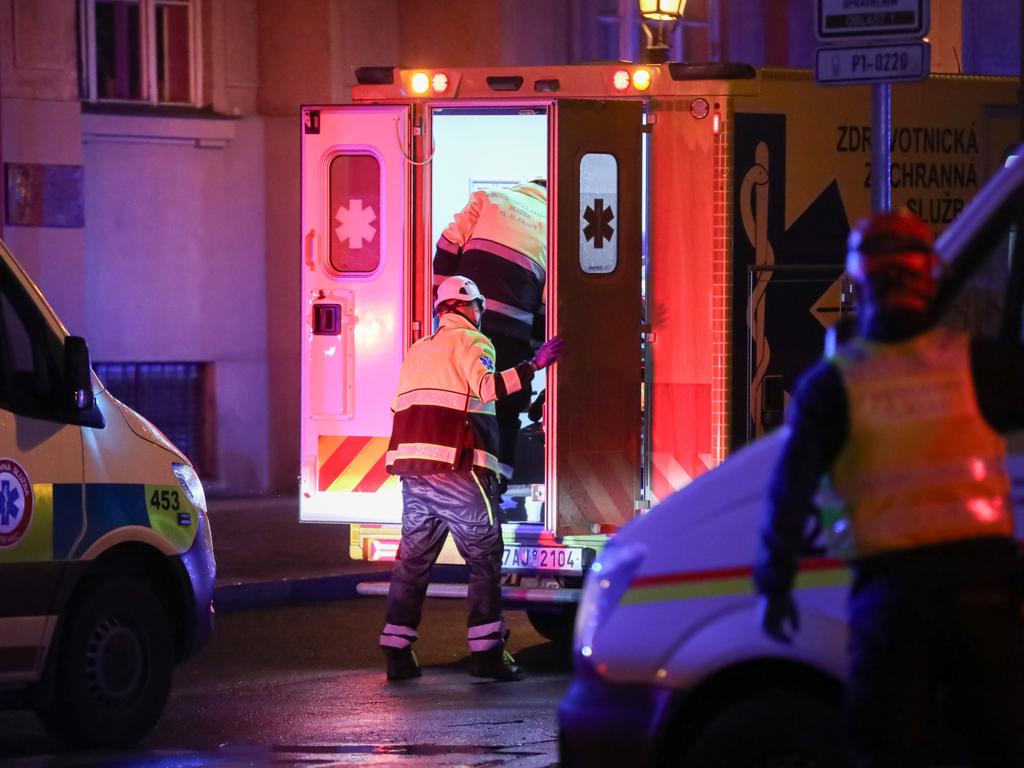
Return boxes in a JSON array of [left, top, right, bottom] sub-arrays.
[[621, 557, 849, 606], [317, 436, 399, 493], [567, 453, 634, 526]]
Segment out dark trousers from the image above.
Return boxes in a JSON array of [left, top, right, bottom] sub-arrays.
[[488, 332, 533, 477], [846, 538, 1024, 768], [382, 471, 504, 648]]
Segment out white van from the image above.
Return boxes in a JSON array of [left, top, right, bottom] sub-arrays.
[[558, 148, 1024, 766], [0, 239, 215, 747]]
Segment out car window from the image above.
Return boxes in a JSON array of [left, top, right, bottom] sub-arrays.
[[0, 265, 66, 419], [939, 226, 1014, 338]]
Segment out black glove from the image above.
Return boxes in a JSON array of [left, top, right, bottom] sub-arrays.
[[757, 593, 800, 645]]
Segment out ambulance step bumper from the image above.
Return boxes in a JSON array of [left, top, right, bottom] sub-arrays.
[[355, 581, 580, 603]]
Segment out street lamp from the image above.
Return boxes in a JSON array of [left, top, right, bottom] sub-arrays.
[[638, 0, 686, 63]]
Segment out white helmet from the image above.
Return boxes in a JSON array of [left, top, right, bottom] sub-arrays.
[[433, 275, 486, 313]]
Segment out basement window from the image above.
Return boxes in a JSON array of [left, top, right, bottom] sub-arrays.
[[94, 361, 215, 477]]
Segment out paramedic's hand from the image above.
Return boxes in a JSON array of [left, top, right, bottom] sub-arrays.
[[757, 593, 799, 645], [532, 336, 566, 369]]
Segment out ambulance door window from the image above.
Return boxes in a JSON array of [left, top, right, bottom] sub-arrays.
[[0, 267, 65, 422], [328, 154, 382, 274], [579, 153, 618, 274]]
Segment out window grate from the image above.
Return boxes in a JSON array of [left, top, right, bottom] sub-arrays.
[[94, 361, 213, 477]]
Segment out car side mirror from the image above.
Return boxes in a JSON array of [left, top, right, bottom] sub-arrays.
[[64, 335, 94, 411]]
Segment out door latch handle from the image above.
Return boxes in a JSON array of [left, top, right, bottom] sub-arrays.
[[304, 229, 316, 271]]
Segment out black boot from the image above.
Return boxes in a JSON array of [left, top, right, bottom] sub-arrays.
[[385, 647, 421, 681], [469, 647, 525, 681]]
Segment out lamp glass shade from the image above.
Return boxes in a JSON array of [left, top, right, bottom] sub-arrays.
[[638, 0, 685, 21]]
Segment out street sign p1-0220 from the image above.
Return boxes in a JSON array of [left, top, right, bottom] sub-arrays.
[[817, 0, 929, 41], [816, 40, 930, 85]]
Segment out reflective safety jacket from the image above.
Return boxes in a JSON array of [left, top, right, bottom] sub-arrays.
[[386, 311, 535, 477], [433, 182, 546, 343], [831, 328, 1012, 557]]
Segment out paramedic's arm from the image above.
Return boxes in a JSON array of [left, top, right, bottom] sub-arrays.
[[466, 335, 564, 403], [971, 338, 1024, 433], [753, 361, 848, 599], [433, 192, 486, 287], [464, 336, 535, 403]]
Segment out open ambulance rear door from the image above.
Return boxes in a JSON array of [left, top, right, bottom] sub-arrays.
[[299, 105, 411, 525], [549, 100, 644, 537]]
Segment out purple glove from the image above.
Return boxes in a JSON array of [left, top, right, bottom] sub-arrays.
[[532, 336, 566, 369]]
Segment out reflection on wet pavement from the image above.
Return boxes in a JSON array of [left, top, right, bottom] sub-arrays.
[[2, 741, 558, 768]]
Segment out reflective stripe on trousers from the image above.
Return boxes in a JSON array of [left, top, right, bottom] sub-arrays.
[[379, 623, 417, 650], [468, 618, 506, 652]]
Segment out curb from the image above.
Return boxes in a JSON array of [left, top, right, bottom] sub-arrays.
[[213, 564, 469, 613]]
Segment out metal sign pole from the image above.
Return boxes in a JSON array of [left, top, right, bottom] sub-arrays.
[[872, 82, 892, 212]]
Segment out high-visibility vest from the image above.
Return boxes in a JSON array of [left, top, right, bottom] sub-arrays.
[[386, 312, 530, 477], [830, 328, 1012, 558], [433, 182, 547, 342]]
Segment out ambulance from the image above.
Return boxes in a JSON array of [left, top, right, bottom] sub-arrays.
[[298, 63, 1017, 641], [0, 239, 215, 746]]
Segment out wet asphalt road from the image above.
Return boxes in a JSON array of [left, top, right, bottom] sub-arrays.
[[0, 597, 570, 767]]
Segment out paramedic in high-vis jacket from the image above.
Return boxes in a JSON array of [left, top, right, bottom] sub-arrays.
[[433, 179, 547, 484], [380, 276, 564, 682], [754, 210, 1024, 767]]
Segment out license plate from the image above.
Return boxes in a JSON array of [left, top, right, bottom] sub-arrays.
[[502, 545, 583, 573]]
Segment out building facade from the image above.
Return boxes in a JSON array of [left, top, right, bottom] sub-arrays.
[[0, 0, 1017, 494]]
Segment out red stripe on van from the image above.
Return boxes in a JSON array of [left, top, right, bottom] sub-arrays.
[[629, 557, 844, 589]]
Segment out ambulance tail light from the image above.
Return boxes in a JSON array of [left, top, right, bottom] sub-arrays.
[[369, 538, 401, 562], [712, 112, 721, 134], [431, 72, 449, 93], [612, 70, 631, 91]]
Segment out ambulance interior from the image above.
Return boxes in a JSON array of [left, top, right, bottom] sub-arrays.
[[429, 107, 549, 522]]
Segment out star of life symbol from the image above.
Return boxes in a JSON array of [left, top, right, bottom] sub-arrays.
[[0, 478, 22, 531], [583, 198, 615, 249], [480, 355, 495, 372], [0, 459, 32, 547], [334, 198, 377, 249]]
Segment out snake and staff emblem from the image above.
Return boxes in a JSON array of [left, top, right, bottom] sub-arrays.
[[740, 142, 774, 437]]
